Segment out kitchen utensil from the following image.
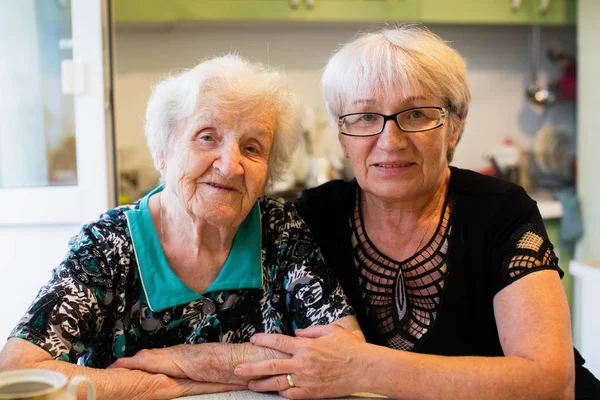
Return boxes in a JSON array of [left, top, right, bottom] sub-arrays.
[[532, 123, 575, 183], [526, 25, 556, 105]]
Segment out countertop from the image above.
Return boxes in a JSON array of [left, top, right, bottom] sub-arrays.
[[529, 190, 563, 220], [569, 260, 600, 279]]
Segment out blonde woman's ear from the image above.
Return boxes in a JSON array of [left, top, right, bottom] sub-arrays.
[[447, 122, 462, 151], [339, 135, 349, 158]]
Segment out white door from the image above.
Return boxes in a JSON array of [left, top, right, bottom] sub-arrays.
[[0, 0, 115, 340]]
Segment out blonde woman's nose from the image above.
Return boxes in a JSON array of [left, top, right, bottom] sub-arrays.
[[376, 121, 409, 151]]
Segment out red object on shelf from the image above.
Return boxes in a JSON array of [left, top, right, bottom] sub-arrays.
[[557, 64, 577, 100]]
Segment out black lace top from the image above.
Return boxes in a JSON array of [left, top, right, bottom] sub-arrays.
[[294, 167, 564, 354], [351, 188, 455, 351]]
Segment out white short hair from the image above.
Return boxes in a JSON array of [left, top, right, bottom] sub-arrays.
[[321, 25, 471, 162], [145, 54, 301, 182]]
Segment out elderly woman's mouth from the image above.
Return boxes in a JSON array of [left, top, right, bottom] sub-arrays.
[[205, 182, 237, 191]]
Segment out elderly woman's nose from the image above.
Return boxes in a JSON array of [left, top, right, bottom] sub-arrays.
[[214, 144, 244, 176], [376, 120, 409, 150]]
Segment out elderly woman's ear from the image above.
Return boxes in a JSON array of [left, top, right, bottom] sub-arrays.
[[153, 152, 166, 173]]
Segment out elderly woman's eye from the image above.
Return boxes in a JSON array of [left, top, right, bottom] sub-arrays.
[[199, 134, 214, 141], [245, 145, 260, 154]]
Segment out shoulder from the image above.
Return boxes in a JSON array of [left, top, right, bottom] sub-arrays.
[[74, 202, 138, 245], [450, 166, 523, 196], [293, 179, 356, 224], [259, 196, 311, 238], [450, 167, 536, 212], [64, 203, 139, 275], [449, 167, 542, 242], [296, 179, 356, 205]]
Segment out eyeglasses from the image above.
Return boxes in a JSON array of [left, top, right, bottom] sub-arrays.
[[338, 106, 448, 137]]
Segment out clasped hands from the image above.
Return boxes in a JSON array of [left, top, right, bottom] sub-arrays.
[[109, 323, 368, 399]]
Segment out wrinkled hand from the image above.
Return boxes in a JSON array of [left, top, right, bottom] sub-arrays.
[[234, 324, 371, 399], [132, 371, 246, 399], [109, 343, 287, 385]]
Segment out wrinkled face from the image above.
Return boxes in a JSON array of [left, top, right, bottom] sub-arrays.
[[161, 101, 276, 227], [339, 92, 459, 202]]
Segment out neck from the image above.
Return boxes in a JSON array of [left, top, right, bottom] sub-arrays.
[[153, 190, 238, 257], [362, 168, 450, 228]]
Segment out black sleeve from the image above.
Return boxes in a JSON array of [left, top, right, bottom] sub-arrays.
[[489, 187, 564, 295]]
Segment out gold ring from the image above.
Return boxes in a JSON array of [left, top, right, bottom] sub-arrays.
[[286, 373, 295, 388]]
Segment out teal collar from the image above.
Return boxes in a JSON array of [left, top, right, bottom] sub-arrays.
[[125, 186, 263, 312]]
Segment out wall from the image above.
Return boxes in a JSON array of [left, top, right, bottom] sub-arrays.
[[572, 0, 600, 377], [113, 23, 576, 195], [0, 225, 77, 340], [578, 1, 600, 260]]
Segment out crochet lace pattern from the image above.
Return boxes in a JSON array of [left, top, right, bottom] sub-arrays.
[[350, 189, 454, 351]]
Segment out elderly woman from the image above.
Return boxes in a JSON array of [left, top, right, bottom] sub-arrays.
[[233, 26, 600, 399], [0, 55, 358, 399]]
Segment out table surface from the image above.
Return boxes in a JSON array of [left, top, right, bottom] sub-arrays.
[[178, 391, 385, 400]]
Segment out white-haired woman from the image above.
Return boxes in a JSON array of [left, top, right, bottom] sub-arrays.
[[0, 55, 359, 399], [234, 26, 600, 399]]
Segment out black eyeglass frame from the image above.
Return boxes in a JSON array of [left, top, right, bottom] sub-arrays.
[[337, 106, 449, 137]]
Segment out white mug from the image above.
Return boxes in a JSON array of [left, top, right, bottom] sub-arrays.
[[0, 369, 95, 399]]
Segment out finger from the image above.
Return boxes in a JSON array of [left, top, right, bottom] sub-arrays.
[[294, 323, 339, 338], [247, 375, 295, 393], [165, 380, 246, 400], [250, 333, 301, 354], [278, 387, 312, 399], [178, 380, 247, 395], [109, 350, 186, 378], [234, 358, 296, 377]]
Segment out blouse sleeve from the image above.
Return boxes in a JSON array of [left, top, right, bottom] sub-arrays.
[[8, 220, 120, 362], [267, 200, 354, 331], [490, 188, 564, 295]]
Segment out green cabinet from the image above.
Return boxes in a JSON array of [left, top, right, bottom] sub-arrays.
[[114, 0, 420, 23], [421, 0, 532, 25], [114, 0, 576, 25], [531, 0, 576, 25], [421, 0, 576, 25]]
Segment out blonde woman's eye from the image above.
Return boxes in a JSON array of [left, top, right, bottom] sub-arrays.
[[360, 114, 376, 122], [410, 110, 425, 119], [245, 145, 259, 154], [199, 134, 214, 141]]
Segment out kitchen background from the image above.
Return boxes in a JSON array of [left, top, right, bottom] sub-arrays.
[[113, 22, 576, 201], [2, 0, 600, 378]]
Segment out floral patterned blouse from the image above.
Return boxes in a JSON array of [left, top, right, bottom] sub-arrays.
[[9, 187, 353, 368]]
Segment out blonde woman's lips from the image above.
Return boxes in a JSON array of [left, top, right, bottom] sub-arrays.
[[373, 161, 415, 168], [373, 161, 415, 174]]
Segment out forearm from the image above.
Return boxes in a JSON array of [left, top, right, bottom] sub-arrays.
[[360, 344, 574, 400], [198, 342, 288, 384], [2, 357, 167, 400], [110, 342, 289, 385], [0, 339, 241, 400], [38, 361, 167, 400]]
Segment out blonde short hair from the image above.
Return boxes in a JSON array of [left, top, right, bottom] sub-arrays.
[[145, 54, 301, 182], [321, 25, 471, 161]]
